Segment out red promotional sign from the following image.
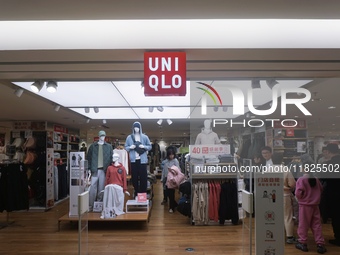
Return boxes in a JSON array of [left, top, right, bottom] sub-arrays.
[[144, 52, 186, 96], [53, 125, 68, 133]]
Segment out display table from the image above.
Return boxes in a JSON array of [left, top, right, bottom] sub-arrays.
[[126, 200, 149, 213], [58, 209, 150, 231]]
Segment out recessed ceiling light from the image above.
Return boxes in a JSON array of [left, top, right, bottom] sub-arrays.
[[328, 106, 336, 109]]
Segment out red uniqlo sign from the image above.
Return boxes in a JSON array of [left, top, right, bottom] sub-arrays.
[[144, 52, 186, 96]]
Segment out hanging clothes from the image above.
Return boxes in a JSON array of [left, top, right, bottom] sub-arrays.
[[218, 179, 239, 225], [54, 165, 58, 201], [57, 163, 68, 199], [113, 148, 130, 175], [192, 181, 209, 225], [0, 163, 29, 212], [208, 181, 221, 222], [101, 184, 125, 219]]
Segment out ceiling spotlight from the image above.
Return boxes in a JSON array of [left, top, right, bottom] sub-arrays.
[[222, 106, 228, 112], [213, 106, 219, 112], [103, 119, 107, 124], [85, 107, 90, 113], [86, 118, 91, 123], [251, 79, 261, 89], [167, 119, 173, 125], [266, 79, 278, 89], [157, 119, 163, 125], [157, 106, 164, 112], [14, 88, 24, 97], [46, 81, 58, 93], [54, 105, 60, 112], [94, 107, 99, 113], [148, 106, 154, 113], [31, 81, 44, 93]]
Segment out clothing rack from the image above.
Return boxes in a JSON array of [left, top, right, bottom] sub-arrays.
[[189, 161, 240, 226], [0, 162, 28, 229]]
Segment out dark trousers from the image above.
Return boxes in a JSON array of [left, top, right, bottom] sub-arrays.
[[331, 203, 340, 240], [162, 177, 168, 201], [163, 188, 168, 201], [167, 188, 178, 210], [131, 160, 147, 197]]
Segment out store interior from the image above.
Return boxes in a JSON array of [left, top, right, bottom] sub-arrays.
[[1, 1, 340, 254]]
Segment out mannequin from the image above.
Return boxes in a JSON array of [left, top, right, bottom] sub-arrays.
[[151, 139, 161, 172], [124, 121, 151, 197], [101, 153, 130, 218], [195, 119, 221, 145], [105, 153, 129, 195], [87, 130, 113, 211]]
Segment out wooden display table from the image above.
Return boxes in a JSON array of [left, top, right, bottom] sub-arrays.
[[58, 209, 150, 231]]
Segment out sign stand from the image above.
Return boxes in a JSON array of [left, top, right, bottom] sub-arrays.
[[255, 171, 284, 255], [69, 153, 86, 216], [78, 190, 89, 255]]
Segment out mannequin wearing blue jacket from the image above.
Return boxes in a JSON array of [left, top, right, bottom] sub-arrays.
[[125, 122, 151, 197]]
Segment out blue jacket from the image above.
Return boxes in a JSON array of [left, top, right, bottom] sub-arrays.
[[87, 141, 113, 174], [124, 121, 151, 164]]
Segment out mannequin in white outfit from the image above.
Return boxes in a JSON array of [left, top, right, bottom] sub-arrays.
[[101, 154, 130, 219], [195, 119, 221, 145]]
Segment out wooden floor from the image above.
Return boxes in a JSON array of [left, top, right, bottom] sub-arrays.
[[1, 181, 340, 255]]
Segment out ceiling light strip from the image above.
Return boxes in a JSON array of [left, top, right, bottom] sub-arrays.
[[2, 20, 340, 50]]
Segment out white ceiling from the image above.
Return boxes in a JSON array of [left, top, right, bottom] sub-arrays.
[[1, 0, 340, 143]]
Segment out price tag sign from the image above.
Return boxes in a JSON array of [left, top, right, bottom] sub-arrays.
[[189, 144, 230, 157], [137, 193, 147, 203]]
